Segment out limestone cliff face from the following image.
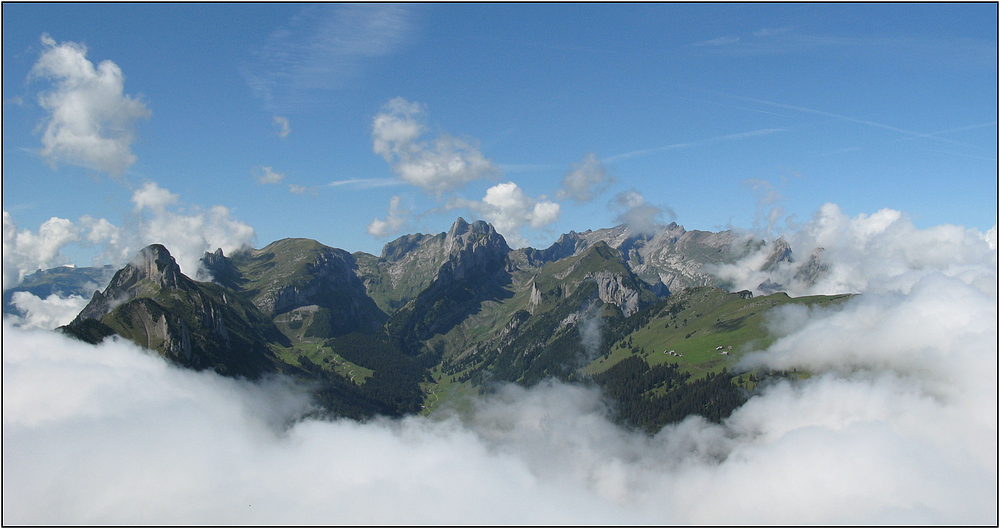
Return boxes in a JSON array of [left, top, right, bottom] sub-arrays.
[[586, 270, 642, 317], [435, 218, 511, 283], [760, 237, 794, 272], [530, 222, 743, 294]]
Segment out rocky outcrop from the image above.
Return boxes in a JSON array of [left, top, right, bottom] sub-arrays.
[[760, 237, 794, 272], [74, 244, 186, 323], [435, 218, 511, 283], [530, 222, 743, 293], [527, 280, 544, 313], [586, 270, 642, 317], [793, 247, 828, 285]]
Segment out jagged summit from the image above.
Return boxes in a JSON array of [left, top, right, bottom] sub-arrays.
[[127, 244, 184, 289], [444, 217, 509, 253], [73, 244, 188, 323]]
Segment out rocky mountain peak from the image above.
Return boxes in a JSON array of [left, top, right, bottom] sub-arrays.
[[434, 218, 510, 283], [129, 244, 184, 289], [760, 237, 794, 272], [444, 217, 506, 252], [72, 244, 190, 323]]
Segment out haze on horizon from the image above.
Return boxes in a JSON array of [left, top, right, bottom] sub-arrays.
[[2, 3, 997, 525]]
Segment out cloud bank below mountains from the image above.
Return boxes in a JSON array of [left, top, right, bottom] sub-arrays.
[[3, 203, 996, 525]]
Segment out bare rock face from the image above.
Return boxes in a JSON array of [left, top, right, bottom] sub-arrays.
[[436, 218, 511, 283], [527, 281, 544, 313], [586, 269, 642, 317], [760, 237, 794, 272], [794, 247, 828, 285], [74, 244, 186, 323], [531, 222, 744, 294]]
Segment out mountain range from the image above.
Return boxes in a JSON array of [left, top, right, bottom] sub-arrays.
[[10, 218, 849, 431]]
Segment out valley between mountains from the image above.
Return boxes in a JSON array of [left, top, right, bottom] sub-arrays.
[[38, 218, 848, 432]]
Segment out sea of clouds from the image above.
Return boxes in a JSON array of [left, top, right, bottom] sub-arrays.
[[3, 203, 996, 525]]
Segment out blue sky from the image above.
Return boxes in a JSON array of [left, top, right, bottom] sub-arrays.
[[3, 3, 996, 270]]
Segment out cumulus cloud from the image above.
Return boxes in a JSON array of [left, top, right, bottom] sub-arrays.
[[610, 190, 675, 236], [273, 115, 291, 138], [29, 34, 151, 176], [451, 182, 560, 248], [128, 204, 255, 281], [3, 184, 256, 288], [372, 97, 498, 195], [256, 166, 285, 185], [556, 152, 612, 203], [131, 181, 178, 211], [707, 203, 998, 297], [3, 211, 81, 290], [367, 196, 410, 238]]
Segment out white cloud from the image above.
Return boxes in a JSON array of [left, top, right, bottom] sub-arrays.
[[367, 196, 410, 238], [707, 203, 998, 297], [287, 184, 318, 197], [256, 166, 285, 185], [3, 211, 81, 290], [4, 184, 257, 288], [556, 152, 612, 203], [372, 97, 498, 195], [610, 190, 674, 235], [452, 182, 560, 248], [131, 182, 179, 211], [30, 34, 151, 176], [7, 291, 89, 330], [273, 116, 291, 138]]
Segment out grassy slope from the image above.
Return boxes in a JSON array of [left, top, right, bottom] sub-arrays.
[[583, 287, 852, 380]]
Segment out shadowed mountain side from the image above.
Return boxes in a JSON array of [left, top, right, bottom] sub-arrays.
[[226, 238, 387, 337], [61, 245, 290, 379]]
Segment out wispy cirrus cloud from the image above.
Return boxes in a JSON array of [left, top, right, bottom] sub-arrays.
[[689, 25, 996, 69], [325, 178, 404, 189], [733, 95, 990, 150], [605, 128, 785, 163], [245, 4, 416, 111]]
